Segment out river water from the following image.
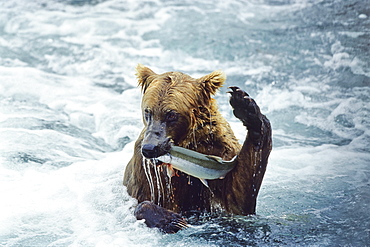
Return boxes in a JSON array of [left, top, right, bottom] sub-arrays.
[[0, 0, 369, 246]]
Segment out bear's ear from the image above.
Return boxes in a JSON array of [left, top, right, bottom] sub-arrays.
[[136, 64, 157, 93], [198, 70, 226, 95]]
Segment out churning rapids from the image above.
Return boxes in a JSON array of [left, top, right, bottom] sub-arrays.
[[0, 0, 369, 246]]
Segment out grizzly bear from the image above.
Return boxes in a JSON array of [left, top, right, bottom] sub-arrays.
[[123, 65, 272, 233]]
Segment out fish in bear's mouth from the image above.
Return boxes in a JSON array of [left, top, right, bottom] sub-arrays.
[[153, 145, 237, 188]]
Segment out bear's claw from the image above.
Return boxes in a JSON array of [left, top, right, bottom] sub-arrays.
[[227, 86, 249, 96]]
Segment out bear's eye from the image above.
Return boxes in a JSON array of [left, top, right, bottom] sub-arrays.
[[165, 111, 178, 123]]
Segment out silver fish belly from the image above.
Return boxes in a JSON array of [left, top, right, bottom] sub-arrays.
[[157, 146, 237, 187]]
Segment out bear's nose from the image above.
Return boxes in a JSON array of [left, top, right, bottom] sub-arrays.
[[141, 144, 159, 158]]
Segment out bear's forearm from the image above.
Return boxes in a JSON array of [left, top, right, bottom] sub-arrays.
[[224, 114, 272, 215]]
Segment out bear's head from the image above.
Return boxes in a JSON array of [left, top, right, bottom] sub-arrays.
[[136, 64, 226, 159]]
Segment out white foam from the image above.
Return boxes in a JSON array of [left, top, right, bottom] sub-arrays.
[[324, 42, 370, 77], [0, 143, 169, 246], [358, 14, 367, 19], [255, 84, 308, 113], [1, 0, 370, 245], [339, 31, 366, 38]]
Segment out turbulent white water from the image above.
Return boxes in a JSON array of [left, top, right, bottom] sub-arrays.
[[1, 0, 369, 246]]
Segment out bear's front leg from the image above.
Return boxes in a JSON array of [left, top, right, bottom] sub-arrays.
[[226, 86, 272, 215], [228, 86, 269, 147], [134, 201, 188, 234]]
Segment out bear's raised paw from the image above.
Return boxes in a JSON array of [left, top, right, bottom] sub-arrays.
[[228, 86, 264, 144]]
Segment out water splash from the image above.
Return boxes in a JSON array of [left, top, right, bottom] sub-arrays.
[[142, 158, 155, 202], [153, 160, 165, 206], [1, 0, 369, 245], [142, 158, 168, 206]]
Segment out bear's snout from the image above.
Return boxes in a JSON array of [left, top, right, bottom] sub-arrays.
[[141, 119, 173, 158], [141, 143, 160, 159]]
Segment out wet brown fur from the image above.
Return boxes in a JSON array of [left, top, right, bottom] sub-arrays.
[[123, 64, 272, 215]]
